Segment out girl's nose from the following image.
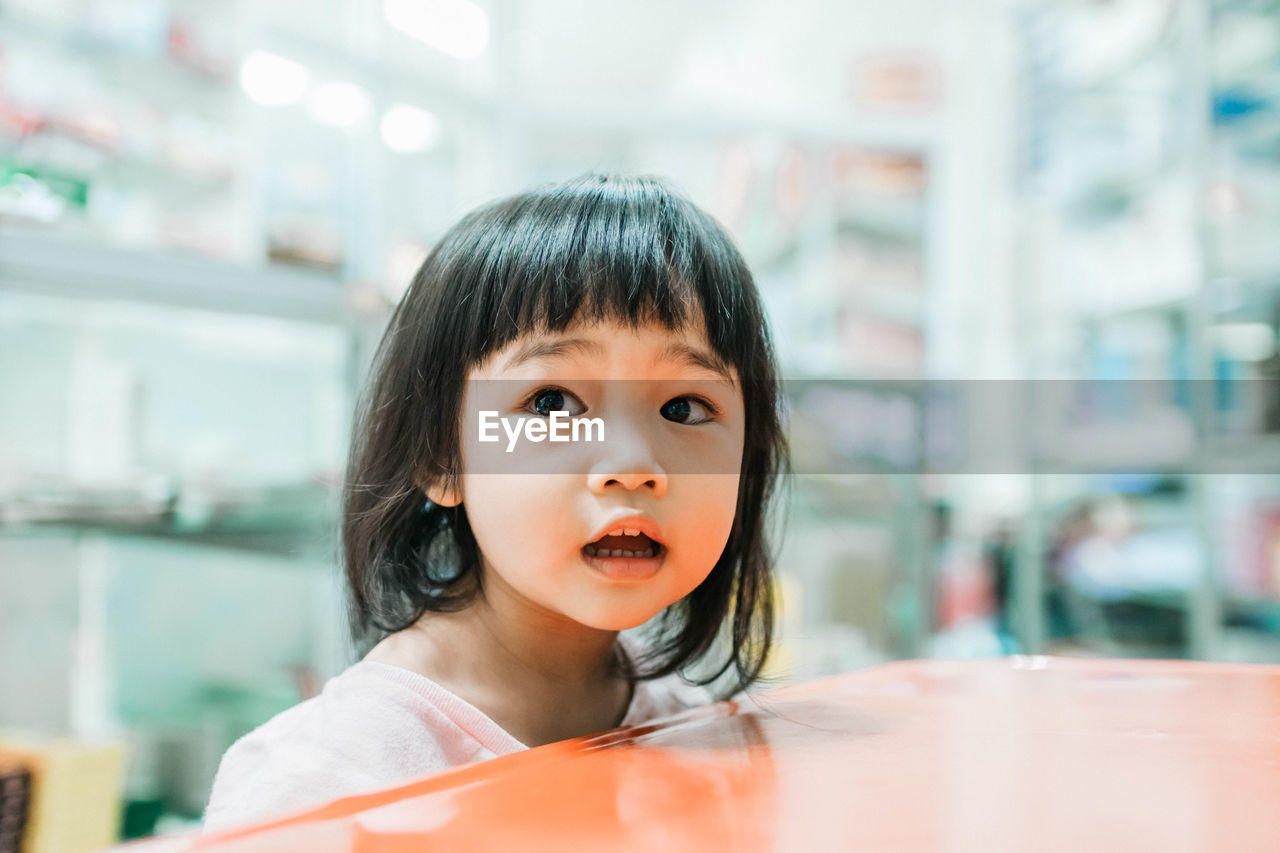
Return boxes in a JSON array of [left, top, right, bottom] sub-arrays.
[[586, 430, 668, 497], [587, 466, 668, 497]]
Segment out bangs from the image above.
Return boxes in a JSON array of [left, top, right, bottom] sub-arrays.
[[428, 174, 754, 371]]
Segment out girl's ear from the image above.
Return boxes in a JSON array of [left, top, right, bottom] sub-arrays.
[[416, 470, 462, 507]]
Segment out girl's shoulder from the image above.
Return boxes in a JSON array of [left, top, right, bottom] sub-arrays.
[[201, 659, 516, 832], [203, 639, 727, 831]]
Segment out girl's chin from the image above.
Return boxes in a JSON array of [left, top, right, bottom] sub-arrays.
[[568, 602, 668, 633]]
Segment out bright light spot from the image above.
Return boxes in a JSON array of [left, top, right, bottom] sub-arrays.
[[240, 51, 310, 106], [1213, 323, 1277, 362], [383, 0, 489, 60], [380, 105, 440, 153], [307, 81, 372, 129], [1206, 181, 1247, 219]]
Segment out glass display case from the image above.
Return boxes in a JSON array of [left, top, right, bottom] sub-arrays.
[[0, 229, 362, 833], [1015, 0, 1280, 662]]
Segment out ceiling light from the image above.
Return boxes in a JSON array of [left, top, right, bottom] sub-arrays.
[[240, 51, 310, 106], [380, 105, 440, 152], [383, 0, 489, 60]]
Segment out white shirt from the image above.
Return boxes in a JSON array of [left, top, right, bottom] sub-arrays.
[[203, 648, 714, 831]]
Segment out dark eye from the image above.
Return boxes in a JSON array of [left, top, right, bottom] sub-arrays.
[[526, 387, 586, 418], [661, 396, 717, 425]]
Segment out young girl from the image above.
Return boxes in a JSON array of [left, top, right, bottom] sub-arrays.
[[202, 173, 790, 831]]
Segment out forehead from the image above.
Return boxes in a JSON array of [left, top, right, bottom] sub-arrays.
[[473, 318, 736, 383]]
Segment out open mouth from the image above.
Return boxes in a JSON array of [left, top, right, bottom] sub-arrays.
[[582, 528, 664, 559]]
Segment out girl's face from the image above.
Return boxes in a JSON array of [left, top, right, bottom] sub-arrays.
[[429, 317, 745, 632]]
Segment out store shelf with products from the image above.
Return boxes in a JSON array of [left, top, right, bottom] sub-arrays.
[[0, 223, 362, 324], [0, 0, 486, 290], [791, 135, 936, 650], [1, 479, 341, 559], [0, 252, 361, 543], [772, 375, 935, 666], [1014, 0, 1280, 661], [0, 0, 253, 261], [0, 528, 348, 839], [0, 233, 361, 835]]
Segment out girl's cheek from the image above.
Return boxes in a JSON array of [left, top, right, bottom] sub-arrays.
[[681, 475, 740, 527], [461, 419, 600, 473]]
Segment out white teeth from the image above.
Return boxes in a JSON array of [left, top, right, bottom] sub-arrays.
[[583, 543, 657, 559], [623, 528, 640, 536], [608, 528, 624, 536]]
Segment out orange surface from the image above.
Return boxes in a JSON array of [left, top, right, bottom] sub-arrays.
[[117, 656, 1280, 852]]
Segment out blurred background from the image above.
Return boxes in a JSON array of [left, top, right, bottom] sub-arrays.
[[4, 0, 1280, 844]]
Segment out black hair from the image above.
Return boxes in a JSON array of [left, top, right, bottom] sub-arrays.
[[342, 173, 790, 700]]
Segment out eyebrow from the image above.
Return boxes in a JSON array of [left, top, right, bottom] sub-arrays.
[[502, 336, 737, 385]]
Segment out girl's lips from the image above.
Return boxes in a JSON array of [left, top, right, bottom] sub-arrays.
[[581, 543, 666, 581], [584, 515, 666, 550]]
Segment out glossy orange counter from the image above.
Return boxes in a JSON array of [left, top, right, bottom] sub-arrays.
[[120, 656, 1280, 852]]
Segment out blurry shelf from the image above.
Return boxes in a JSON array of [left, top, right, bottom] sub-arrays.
[[0, 223, 362, 326], [1205, 431, 1280, 466], [836, 209, 924, 247], [1077, 295, 1195, 322], [839, 292, 925, 327], [1214, 0, 1280, 14], [0, 8, 236, 96], [0, 480, 339, 556], [0, 522, 336, 558], [1210, 274, 1280, 317], [1070, 588, 1280, 624], [1020, 0, 1179, 94], [790, 474, 915, 518], [0, 479, 336, 523], [1212, 119, 1280, 166], [1022, 430, 1280, 475], [1213, 64, 1280, 107], [103, 154, 237, 195]]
